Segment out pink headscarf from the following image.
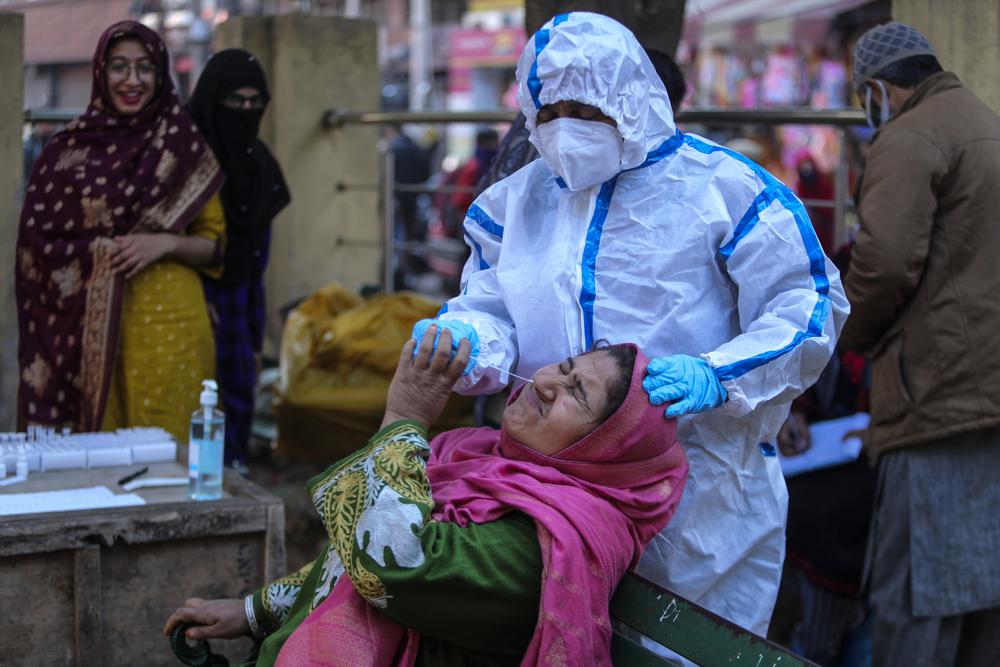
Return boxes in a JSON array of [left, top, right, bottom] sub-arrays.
[[278, 344, 687, 666]]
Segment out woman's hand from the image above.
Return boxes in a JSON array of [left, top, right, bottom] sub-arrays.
[[162, 597, 249, 640], [381, 325, 471, 430], [111, 233, 177, 278]]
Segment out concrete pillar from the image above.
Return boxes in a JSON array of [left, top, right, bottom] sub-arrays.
[[0, 14, 24, 430], [893, 0, 1000, 113], [215, 16, 381, 352]]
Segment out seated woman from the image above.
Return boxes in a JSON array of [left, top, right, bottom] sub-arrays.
[[164, 326, 687, 666]]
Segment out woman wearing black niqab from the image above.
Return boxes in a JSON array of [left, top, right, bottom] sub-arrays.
[[188, 49, 290, 468]]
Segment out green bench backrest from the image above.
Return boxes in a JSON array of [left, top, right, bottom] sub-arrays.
[[609, 572, 819, 667]]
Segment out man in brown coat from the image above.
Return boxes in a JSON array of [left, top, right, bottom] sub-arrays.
[[844, 21, 1000, 667]]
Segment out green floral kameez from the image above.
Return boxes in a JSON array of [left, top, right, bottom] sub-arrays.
[[250, 421, 542, 667]]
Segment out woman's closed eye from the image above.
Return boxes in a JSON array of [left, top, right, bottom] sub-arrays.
[[559, 358, 593, 413]]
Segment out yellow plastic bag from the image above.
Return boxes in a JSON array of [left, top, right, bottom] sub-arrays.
[[276, 284, 475, 462]]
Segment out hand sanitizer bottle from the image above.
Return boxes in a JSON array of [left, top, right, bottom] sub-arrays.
[[188, 379, 225, 500]]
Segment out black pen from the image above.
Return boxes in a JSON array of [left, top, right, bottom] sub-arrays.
[[118, 466, 149, 487]]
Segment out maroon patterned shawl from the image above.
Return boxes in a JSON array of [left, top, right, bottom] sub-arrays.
[[15, 21, 223, 430]]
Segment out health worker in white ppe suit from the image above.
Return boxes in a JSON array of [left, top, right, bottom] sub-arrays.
[[412, 12, 849, 635]]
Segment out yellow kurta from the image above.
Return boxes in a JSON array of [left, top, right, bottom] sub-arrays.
[[102, 195, 225, 448]]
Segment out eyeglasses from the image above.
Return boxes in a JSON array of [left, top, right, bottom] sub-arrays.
[[105, 60, 158, 81], [221, 93, 268, 110]]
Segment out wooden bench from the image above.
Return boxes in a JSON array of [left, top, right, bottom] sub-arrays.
[[610, 572, 818, 666]]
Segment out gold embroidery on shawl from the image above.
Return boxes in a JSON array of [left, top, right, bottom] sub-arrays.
[[52, 260, 83, 299], [550, 567, 584, 598], [134, 153, 219, 232], [283, 563, 311, 588], [54, 147, 91, 172], [323, 469, 388, 606], [18, 248, 41, 282], [374, 439, 432, 507], [22, 354, 52, 395], [80, 237, 119, 430], [306, 423, 422, 509], [155, 149, 178, 183], [307, 423, 433, 611], [152, 119, 167, 150], [261, 561, 313, 623], [543, 636, 569, 667], [82, 196, 113, 229], [587, 555, 605, 580], [537, 523, 552, 578]]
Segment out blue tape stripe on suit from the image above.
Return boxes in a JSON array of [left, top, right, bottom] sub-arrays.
[[579, 176, 619, 349], [681, 133, 831, 381], [466, 204, 503, 239], [463, 230, 489, 271], [572, 133, 683, 342], [527, 14, 570, 109], [527, 30, 549, 109]]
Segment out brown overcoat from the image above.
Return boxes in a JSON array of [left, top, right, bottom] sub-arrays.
[[842, 72, 1000, 458]]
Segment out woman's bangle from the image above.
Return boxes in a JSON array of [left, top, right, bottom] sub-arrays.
[[244, 594, 265, 638]]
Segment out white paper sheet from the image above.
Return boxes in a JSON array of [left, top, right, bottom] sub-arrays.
[[779, 412, 870, 477], [0, 485, 146, 516]]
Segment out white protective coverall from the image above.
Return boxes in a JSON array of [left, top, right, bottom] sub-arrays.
[[439, 12, 850, 634]]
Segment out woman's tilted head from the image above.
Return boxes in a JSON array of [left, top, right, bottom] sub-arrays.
[[433, 341, 685, 544], [501, 344, 637, 456]]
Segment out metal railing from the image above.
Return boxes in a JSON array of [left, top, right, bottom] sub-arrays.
[[24, 106, 866, 294], [322, 107, 866, 293], [323, 107, 866, 128], [27, 105, 866, 127], [24, 108, 84, 123]]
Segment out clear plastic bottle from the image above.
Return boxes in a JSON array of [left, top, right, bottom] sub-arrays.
[[188, 379, 225, 500]]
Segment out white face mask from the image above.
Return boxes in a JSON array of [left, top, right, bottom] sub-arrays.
[[534, 117, 624, 191], [864, 80, 891, 129]]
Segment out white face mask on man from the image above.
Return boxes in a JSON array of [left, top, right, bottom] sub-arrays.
[[864, 79, 892, 129], [534, 117, 624, 191]]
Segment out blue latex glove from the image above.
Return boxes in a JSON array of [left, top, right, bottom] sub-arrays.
[[643, 354, 728, 418], [411, 318, 480, 375]]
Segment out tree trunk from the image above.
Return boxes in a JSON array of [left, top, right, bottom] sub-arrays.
[[525, 0, 687, 56]]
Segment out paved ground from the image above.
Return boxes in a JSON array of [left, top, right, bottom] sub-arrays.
[[246, 439, 330, 571]]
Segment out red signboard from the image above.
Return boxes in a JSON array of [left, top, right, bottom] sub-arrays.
[[448, 27, 527, 68]]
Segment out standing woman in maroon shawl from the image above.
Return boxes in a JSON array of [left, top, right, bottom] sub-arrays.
[[15, 21, 224, 441]]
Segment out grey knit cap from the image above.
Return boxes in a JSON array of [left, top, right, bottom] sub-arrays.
[[852, 21, 936, 92]]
